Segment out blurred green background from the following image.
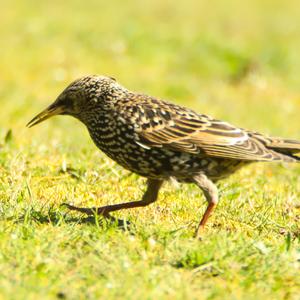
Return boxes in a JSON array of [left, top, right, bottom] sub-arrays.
[[1, 0, 300, 133], [0, 1, 299, 299]]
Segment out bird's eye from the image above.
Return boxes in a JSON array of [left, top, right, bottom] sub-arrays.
[[62, 97, 73, 108], [109, 76, 116, 81]]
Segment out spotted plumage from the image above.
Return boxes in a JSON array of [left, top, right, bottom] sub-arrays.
[[27, 75, 300, 237]]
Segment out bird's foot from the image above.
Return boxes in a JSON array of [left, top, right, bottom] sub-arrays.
[[194, 225, 204, 240], [61, 203, 130, 228], [60, 203, 110, 217]]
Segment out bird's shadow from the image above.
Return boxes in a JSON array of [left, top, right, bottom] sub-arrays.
[[13, 206, 131, 231]]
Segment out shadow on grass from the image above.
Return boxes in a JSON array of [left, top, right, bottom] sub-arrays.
[[12, 206, 131, 231]]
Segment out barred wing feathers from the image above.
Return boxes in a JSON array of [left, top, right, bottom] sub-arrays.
[[128, 97, 300, 162]]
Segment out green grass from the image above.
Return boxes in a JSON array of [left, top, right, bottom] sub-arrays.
[[1, 0, 300, 299]]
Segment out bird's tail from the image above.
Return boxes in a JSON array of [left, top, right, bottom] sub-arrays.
[[250, 132, 300, 162]]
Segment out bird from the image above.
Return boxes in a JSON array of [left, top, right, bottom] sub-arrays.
[[27, 75, 300, 237]]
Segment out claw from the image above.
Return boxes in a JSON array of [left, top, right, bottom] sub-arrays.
[[61, 202, 130, 228], [61, 202, 111, 217], [194, 228, 204, 240]]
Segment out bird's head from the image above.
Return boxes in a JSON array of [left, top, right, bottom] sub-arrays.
[[27, 75, 126, 127]]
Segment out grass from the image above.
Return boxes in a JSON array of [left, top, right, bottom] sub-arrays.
[[0, 0, 300, 299]]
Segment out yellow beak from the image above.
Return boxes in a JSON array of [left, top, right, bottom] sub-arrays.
[[26, 103, 65, 128]]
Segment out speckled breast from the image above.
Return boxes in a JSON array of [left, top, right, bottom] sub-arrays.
[[88, 122, 247, 182]]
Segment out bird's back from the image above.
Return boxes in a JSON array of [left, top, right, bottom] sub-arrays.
[[117, 93, 300, 161], [85, 92, 300, 181]]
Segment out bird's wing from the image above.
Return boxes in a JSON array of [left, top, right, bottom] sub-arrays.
[[132, 100, 279, 161], [248, 131, 300, 152]]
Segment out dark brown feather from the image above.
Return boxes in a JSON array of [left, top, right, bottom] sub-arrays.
[[130, 97, 298, 162]]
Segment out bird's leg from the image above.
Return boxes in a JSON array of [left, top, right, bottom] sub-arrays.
[[193, 174, 219, 238], [62, 179, 163, 217]]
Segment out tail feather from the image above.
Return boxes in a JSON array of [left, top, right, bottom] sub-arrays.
[[264, 138, 300, 153], [249, 131, 300, 162]]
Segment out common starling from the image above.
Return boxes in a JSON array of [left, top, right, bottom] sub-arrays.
[[27, 75, 300, 237]]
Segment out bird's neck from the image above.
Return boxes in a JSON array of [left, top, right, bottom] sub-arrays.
[[75, 88, 132, 132], [76, 105, 111, 127]]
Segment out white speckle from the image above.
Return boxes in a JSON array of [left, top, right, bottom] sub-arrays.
[[136, 141, 151, 150], [170, 156, 181, 163], [118, 116, 126, 123]]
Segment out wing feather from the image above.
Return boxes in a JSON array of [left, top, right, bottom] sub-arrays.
[[133, 101, 278, 161]]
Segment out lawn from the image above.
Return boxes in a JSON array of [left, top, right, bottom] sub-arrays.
[[0, 0, 299, 299]]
